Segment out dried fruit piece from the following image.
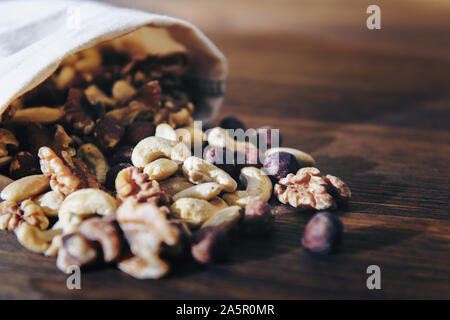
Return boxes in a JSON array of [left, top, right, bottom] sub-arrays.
[[302, 211, 343, 254], [274, 167, 335, 210]]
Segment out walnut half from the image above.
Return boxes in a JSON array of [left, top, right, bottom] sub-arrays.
[[274, 167, 336, 210], [38, 146, 99, 196]]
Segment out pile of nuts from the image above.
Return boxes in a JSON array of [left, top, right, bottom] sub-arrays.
[[0, 45, 351, 279]]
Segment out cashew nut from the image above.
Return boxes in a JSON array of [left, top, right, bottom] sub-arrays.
[[74, 47, 102, 73], [182, 156, 237, 192], [170, 198, 227, 227], [155, 123, 177, 141], [265, 147, 315, 167], [0, 128, 19, 157], [59, 188, 117, 218], [54, 65, 76, 90], [201, 206, 242, 231], [209, 197, 229, 210], [131, 136, 191, 168], [173, 183, 224, 201], [175, 125, 205, 149], [158, 176, 194, 195], [207, 127, 250, 152], [143, 158, 179, 181], [168, 108, 193, 128], [33, 190, 65, 217], [58, 189, 117, 233], [112, 80, 137, 104], [11, 107, 64, 124], [85, 85, 117, 108], [15, 222, 62, 254], [78, 143, 109, 183], [1, 175, 50, 202], [0, 174, 13, 192], [223, 167, 272, 207]]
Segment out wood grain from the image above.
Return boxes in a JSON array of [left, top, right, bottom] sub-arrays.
[[1, 1, 449, 299]]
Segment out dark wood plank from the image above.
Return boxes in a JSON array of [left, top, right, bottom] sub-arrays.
[[1, 1, 450, 299]]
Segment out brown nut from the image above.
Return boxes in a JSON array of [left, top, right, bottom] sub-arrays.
[[125, 121, 155, 145], [93, 117, 125, 151], [323, 174, 351, 205], [9, 151, 40, 180], [0, 128, 19, 157], [133, 80, 162, 112], [63, 88, 95, 136], [77, 144, 109, 183], [243, 200, 274, 235], [191, 226, 229, 264], [105, 100, 152, 126]]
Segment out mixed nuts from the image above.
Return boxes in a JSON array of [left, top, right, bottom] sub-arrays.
[[0, 44, 351, 280]]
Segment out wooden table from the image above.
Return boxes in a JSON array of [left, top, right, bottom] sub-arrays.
[[1, 3, 450, 299]]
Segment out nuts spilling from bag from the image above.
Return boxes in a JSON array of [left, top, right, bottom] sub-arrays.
[[0, 45, 351, 279]]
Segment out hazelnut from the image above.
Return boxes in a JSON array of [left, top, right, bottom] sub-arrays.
[[9, 151, 40, 179], [125, 121, 155, 145], [105, 162, 132, 191], [302, 211, 343, 255], [263, 151, 299, 180], [219, 116, 246, 131], [93, 117, 125, 151], [191, 226, 229, 264], [243, 200, 273, 235]]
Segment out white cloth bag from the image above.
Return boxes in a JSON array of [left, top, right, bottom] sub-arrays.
[[0, 0, 227, 124]]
